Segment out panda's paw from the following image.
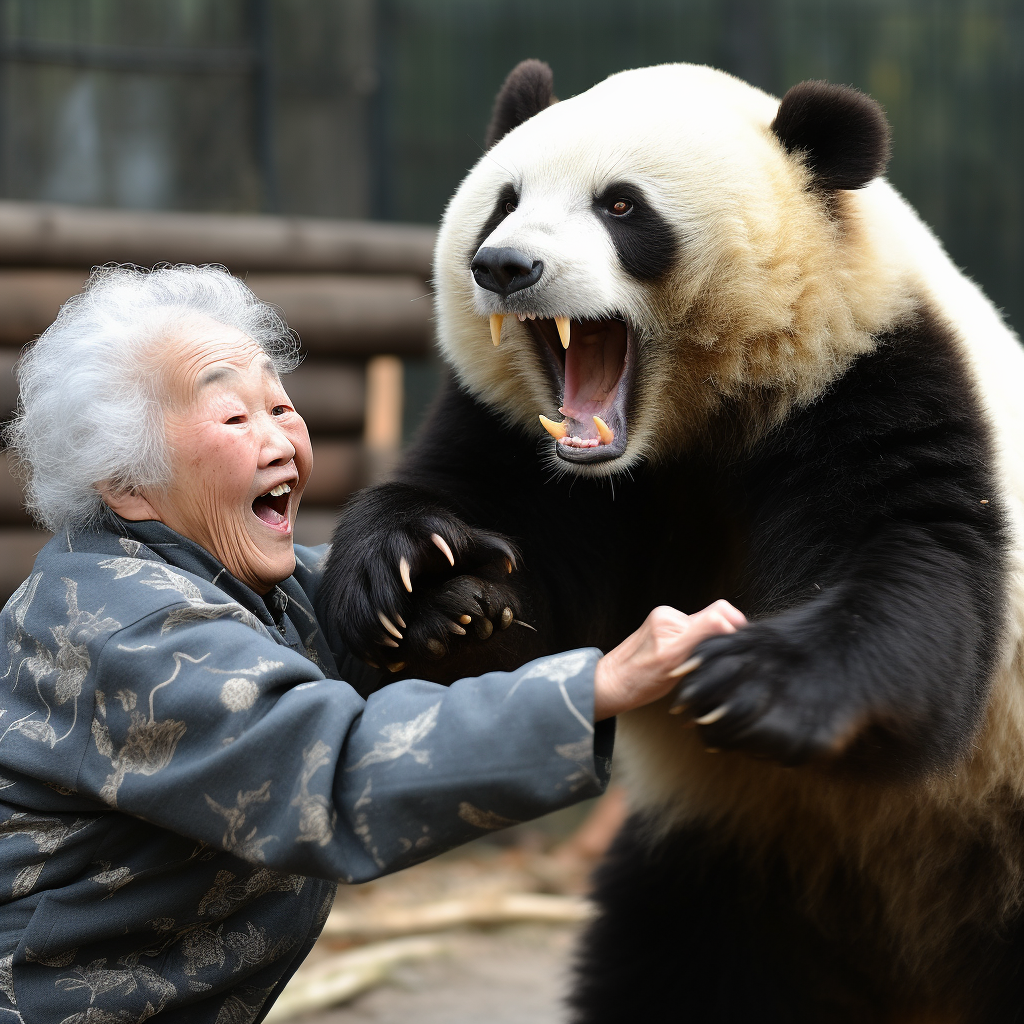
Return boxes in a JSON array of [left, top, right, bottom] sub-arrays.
[[672, 622, 858, 765], [322, 498, 525, 673], [386, 564, 528, 672]]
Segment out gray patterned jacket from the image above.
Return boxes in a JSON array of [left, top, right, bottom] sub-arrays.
[[0, 515, 611, 1023]]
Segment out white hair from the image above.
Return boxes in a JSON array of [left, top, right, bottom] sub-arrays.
[[6, 264, 300, 533]]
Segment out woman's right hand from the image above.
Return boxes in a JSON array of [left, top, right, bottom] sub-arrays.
[[593, 601, 746, 721]]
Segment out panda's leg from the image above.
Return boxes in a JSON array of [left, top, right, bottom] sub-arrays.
[[568, 814, 890, 1024]]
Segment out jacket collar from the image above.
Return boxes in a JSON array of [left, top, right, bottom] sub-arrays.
[[87, 512, 338, 677]]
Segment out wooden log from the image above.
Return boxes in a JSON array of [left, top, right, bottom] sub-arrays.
[[302, 439, 366, 505], [0, 349, 17, 422], [0, 451, 31, 525], [0, 201, 436, 276], [0, 270, 434, 358], [0, 528, 52, 603], [247, 273, 432, 357], [0, 270, 88, 347], [320, 892, 593, 944], [263, 937, 448, 1023], [284, 362, 364, 434]]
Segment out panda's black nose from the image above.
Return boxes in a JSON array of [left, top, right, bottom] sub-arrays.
[[471, 247, 543, 297]]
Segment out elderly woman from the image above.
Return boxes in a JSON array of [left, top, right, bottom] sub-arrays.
[[0, 265, 742, 1022]]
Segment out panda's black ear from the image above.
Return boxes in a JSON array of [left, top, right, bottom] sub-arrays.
[[771, 81, 891, 191], [485, 59, 556, 149]]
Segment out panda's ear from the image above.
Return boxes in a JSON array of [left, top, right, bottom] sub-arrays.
[[485, 59, 557, 149], [771, 81, 891, 191]]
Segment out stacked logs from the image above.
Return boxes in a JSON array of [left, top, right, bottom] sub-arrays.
[[0, 200, 437, 601]]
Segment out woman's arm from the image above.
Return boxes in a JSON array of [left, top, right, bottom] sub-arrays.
[[48, 597, 734, 883]]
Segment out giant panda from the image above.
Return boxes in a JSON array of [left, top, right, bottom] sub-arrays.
[[318, 60, 1024, 1022]]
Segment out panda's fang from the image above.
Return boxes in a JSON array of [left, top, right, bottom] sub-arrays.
[[489, 314, 503, 347], [555, 315, 571, 349], [539, 414, 568, 439], [593, 415, 615, 445]]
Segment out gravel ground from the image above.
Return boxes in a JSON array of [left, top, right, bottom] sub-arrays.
[[301, 924, 579, 1024]]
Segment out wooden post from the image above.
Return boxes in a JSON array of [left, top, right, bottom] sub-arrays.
[[364, 354, 404, 480]]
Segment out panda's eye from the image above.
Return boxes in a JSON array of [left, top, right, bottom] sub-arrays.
[[610, 199, 633, 216], [504, 201, 516, 214]]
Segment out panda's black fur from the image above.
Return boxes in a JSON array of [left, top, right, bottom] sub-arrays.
[[318, 62, 1024, 1021]]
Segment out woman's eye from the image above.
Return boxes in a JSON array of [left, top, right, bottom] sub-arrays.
[[225, 415, 245, 425], [504, 201, 516, 214], [271, 405, 287, 416], [610, 199, 633, 216]]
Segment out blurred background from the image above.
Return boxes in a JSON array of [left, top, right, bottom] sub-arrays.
[[0, 3, 1020, 1020], [0, 0, 1021, 602]]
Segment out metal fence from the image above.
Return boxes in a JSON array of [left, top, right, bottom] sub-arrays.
[[371, 0, 1024, 332], [0, 0, 1020, 314], [0, 0, 374, 217]]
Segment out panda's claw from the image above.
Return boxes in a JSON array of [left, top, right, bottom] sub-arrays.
[[399, 557, 413, 593], [319, 489, 529, 678], [378, 611, 403, 640], [431, 533, 456, 567], [694, 704, 730, 726], [675, 625, 859, 765]]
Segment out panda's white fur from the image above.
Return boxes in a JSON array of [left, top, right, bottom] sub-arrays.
[[436, 65, 917, 473], [434, 63, 1024, 975]]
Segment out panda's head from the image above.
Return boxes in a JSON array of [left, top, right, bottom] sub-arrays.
[[434, 61, 900, 475]]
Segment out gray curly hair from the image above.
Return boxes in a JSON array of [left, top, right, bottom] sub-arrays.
[[6, 264, 300, 533]]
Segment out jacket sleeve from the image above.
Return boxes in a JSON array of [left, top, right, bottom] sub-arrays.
[[74, 604, 611, 883]]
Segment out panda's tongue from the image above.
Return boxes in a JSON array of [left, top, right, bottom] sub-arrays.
[[559, 319, 628, 438]]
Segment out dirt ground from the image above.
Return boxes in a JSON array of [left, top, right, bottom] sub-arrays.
[[303, 924, 579, 1024], [276, 796, 625, 1024]]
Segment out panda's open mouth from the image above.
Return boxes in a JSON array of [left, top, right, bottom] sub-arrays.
[[518, 314, 632, 464]]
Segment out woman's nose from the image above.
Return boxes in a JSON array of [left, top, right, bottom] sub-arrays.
[[260, 416, 297, 466]]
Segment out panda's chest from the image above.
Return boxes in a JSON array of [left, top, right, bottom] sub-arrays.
[[523, 462, 750, 645]]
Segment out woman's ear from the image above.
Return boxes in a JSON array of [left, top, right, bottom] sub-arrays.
[[97, 482, 161, 522]]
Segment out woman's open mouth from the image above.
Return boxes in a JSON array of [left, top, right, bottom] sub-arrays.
[[491, 312, 633, 464], [251, 481, 294, 533]]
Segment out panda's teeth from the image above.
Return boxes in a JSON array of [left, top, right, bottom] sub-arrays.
[[555, 316, 570, 349], [539, 414, 568, 440], [593, 415, 614, 445], [489, 313, 503, 347], [527, 312, 536, 320], [517, 313, 527, 322]]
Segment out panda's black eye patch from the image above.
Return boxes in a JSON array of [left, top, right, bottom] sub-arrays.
[[472, 182, 521, 260], [594, 182, 678, 281]]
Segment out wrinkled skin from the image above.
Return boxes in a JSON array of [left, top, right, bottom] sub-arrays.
[[100, 317, 312, 594]]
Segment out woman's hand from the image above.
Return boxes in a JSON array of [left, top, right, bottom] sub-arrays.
[[593, 601, 746, 721]]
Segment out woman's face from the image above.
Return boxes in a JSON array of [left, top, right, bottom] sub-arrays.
[[118, 318, 312, 593]]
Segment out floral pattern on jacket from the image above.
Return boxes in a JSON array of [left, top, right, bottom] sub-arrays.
[[0, 515, 611, 1022]]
